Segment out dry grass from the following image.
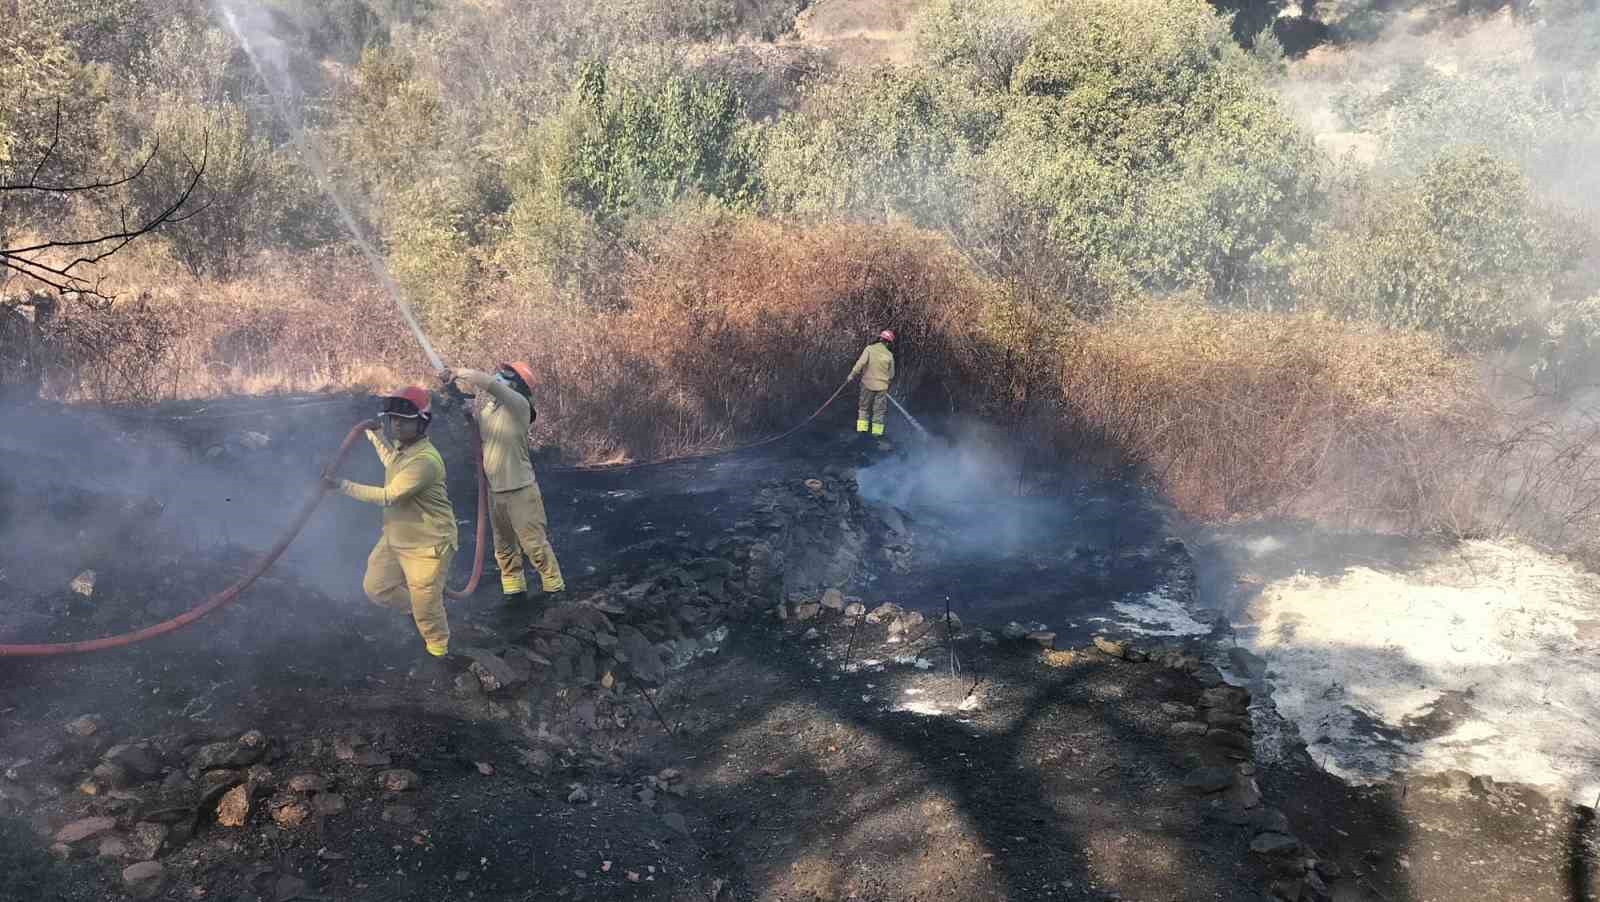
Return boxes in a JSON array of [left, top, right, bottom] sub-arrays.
[[11, 218, 1600, 558]]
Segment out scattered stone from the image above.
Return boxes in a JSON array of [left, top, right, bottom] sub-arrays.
[[1026, 631, 1057, 650], [217, 785, 251, 827], [793, 603, 821, 621], [476, 762, 495, 776], [1170, 722, 1209, 737], [773, 603, 788, 621], [122, 861, 165, 895], [468, 654, 523, 693], [376, 770, 419, 792], [1182, 767, 1234, 794], [845, 603, 866, 617], [1093, 636, 1129, 659], [55, 816, 117, 844], [288, 774, 328, 793], [97, 836, 131, 859], [129, 823, 167, 860], [270, 795, 312, 828], [1251, 833, 1302, 857], [1161, 702, 1198, 719], [802, 627, 820, 640], [820, 589, 844, 611], [314, 793, 347, 816], [65, 715, 100, 738], [381, 805, 417, 825], [866, 604, 901, 625], [70, 570, 97, 597], [247, 765, 275, 790], [1002, 622, 1031, 640], [48, 843, 72, 862], [567, 784, 590, 805], [237, 730, 268, 757], [663, 812, 689, 836]]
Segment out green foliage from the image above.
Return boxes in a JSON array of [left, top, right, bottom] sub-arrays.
[[1293, 153, 1561, 348]]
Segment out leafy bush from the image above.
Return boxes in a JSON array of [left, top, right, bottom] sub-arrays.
[[1293, 153, 1563, 348]]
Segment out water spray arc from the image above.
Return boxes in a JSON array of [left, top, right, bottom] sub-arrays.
[[214, 0, 443, 373]]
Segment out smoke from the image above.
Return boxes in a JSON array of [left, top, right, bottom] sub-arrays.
[[1277, 4, 1600, 209]]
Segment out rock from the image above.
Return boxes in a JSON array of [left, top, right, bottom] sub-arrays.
[[1161, 702, 1198, 719], [129, 823, 167, 861], [1002, 621, 1030, 640], [54, 816, 117, 844], [70, 570, 97, 597], [772, 603, 789, 621], [468, 654, 523, 693], [1228, 647, 1268, 680], [65, 715, 101, 738], [314, 793, 347, 816], [1170, 721, 1209, 737], [382, 805, 417, 825], [105, 745, 163, 782], [820, 589, 844, 611], [269, 795, 312, 828], [663, 812, 689, 836], [287, 774, 328, 793], [1251, 833, 1302, 857], [97, 836, 131, 859], [376, 770, 419, 792], [845, 603, 866, 617], [793, 603, 821, 621], [1200, 686, 1251, 712], [1208, 729, 1252, 752], [1182, 767, 1234, 794], [94, 761, 133, 790], [247, 765, 275, 790], [866, 604, 901, 625], [217, 785, 251, 827], [1226, 775, 1263, 810], [1093, 636, 1129, 658], [1204, 709, 1251, 731], [802, 627, 820, 640], [237, 730, 267, 756], [1250, 807, 1290, 836], [122, 861, 165, 894], [567, 784, 590, 804], [1026, 631, 1057, 650]]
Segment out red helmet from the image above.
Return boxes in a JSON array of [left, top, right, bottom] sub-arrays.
[[498, 361, 535, 389], [380, 386, 432, 420], [879, 329, 896, 342]]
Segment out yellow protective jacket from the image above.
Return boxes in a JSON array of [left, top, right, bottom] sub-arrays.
[[459, 369, 537, 494], [850, 342, 895, 391], [339, 433, 458, 550]]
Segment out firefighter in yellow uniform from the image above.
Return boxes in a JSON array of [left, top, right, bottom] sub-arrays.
[[325, 386, 458, 659], [850, 329, 896, 436], [440, 362, 565, 604]]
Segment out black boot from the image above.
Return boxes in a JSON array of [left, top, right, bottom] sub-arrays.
[[502, 589, 527, 606]]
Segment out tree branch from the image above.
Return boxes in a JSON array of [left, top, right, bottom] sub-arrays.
[[1, 130, 211, 301]]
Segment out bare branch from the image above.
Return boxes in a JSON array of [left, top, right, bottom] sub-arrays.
[[1, 126, 212, 301]]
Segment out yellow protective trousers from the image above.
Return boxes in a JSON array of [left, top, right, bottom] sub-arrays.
[[857, 387, 888, 435], [490, 483, 565, 595], [362, 537, 456, 656]]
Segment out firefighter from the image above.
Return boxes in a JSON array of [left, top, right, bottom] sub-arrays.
[[439, 362, 566, 605], [849, 329, 896, 436], [324, 387, 459, 662]]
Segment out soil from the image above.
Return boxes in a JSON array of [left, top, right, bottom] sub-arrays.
[[1, 397, 1597, 902]]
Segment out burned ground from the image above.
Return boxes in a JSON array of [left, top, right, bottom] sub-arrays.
[[1, 398, 1597, 901]]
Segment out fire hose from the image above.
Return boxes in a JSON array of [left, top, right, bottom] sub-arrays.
[[0, 376, 866, 658]]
